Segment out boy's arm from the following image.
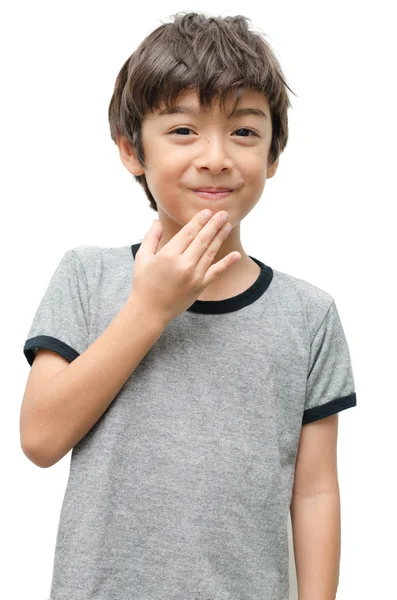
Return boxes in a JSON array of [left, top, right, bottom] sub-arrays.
[[290, 414, 341, 600], [21, 294, 167, 468]]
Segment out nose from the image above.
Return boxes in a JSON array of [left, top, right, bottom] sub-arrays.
[[194, 136, 233, 172]]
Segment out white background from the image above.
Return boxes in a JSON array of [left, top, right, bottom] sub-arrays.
[[2, 1, 396, 599]]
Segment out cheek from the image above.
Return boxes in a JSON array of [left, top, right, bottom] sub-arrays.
[[144, 169, 181, 204], [151, 147, 188, 176], [250, 145, 268, 166], [242, 156, 268, 184]]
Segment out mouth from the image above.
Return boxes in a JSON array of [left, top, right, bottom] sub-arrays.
[[195, 187, 235, 192], [193, 189, 235, 200]]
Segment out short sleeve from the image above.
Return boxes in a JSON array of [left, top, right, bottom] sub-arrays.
[[303, 300, 357, 425], [23, 249, 90, 367]]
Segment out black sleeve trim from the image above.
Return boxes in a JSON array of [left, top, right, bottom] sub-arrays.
[[23, 335, 80, 367], [302, 392, 357, 425]]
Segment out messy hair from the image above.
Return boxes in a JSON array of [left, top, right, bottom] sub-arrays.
[[108, 11, 297, 212]]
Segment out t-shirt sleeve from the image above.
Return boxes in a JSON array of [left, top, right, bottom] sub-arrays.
[[303, 299, 357, 425], [23, 248, 90, 367]]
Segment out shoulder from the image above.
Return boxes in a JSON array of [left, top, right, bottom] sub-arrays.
[[67, 245, 133, 292], [69, 244, 131, 271], [271, 267, 335, 338], [68, 244, 102, 264]]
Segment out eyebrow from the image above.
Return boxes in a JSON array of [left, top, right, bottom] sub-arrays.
[[157, 105, 268, 119]]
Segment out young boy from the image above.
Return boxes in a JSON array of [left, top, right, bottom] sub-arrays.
[[20, 11, 357, 600]]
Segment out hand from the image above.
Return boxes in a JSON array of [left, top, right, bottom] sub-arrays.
[[129, 209, 241, 324]]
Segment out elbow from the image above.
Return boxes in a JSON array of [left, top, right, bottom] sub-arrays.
[[20, 413, 59, 468], [20, 437, 56, 469]]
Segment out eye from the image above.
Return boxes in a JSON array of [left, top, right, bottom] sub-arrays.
[[234, 128, 258, 137], [169, 127, 258, 137]]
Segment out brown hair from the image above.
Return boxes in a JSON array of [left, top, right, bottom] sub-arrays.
[[108, 11, 297, 212]]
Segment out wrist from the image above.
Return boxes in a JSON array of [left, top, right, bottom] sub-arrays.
[[125, 293, 169, 333]]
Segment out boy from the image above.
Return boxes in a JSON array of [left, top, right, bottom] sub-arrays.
[[20, 11, 357, 600]]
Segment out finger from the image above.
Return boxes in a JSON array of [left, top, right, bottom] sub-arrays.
[[201, 251, 241, 288], [139, 219, 163, 257], [195, 219, 234, 277], [183, 210, 229, 263], [165, 209, 216, 255]]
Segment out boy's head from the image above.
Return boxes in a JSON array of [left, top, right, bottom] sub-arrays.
[[108, 11, 296, 221]]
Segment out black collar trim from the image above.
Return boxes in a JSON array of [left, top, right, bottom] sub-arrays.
[[131, 243, 273, 314]]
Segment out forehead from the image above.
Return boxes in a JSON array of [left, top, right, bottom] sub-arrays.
[[153, 88, 270, 118]]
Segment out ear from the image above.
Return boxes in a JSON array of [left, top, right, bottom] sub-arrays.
[[266, 156, 279, 179], [116, 133, 145, 176]]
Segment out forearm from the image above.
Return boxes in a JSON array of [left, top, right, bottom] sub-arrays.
[[24, 294, 167, 467], [290, 488, 341, 600]]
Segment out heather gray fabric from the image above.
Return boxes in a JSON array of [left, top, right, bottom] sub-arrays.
[[23, 244, 357, 600]]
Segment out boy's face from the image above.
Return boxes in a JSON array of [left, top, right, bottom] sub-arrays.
[[118, 88, 278, 244]]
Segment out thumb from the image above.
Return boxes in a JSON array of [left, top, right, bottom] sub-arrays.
[[141, 219, 163, 257]]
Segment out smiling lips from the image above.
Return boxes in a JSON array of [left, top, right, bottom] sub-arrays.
[[194, 189, 234, 200], [195, 187, 234, 192]]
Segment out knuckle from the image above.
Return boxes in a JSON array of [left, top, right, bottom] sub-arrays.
[[181, 260, 195, 279], [197, 232, 210, 249], [206, 246, 216, 261], [184, 227, 196, 243], [192, 273, 201, 288], [212, 264, 222, 278]]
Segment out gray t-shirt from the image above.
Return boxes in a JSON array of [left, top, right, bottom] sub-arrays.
[[23, 244, 357, 600]]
